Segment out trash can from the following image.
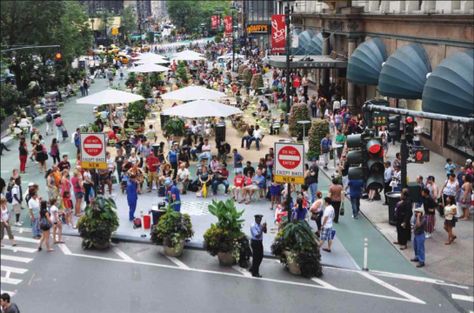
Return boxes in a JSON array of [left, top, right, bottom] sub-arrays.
[[143, 215, 151, 230], [151, 202, 167, 226], [160, 113, 169, 131], [386, 192, 401, 226], [215, 123, 226, 143]]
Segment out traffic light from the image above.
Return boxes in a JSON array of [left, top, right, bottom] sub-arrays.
[[346, 134, 365, 180], [413, 147, 430, 163], [366, 137, 384, 190], [388, 115, 400, 142], [405, 116, 415, 143], [54, 52, 62, 62]]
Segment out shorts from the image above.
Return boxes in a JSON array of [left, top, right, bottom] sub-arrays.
[[75, 191, 84, 199], [269, 185, 281, 197], [320, 227, 333, 241]]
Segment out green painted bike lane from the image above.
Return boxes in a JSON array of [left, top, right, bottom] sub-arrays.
[[318, 171, 424, 276]]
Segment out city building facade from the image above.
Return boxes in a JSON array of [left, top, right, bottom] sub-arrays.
[[278, 0, 473, 163]]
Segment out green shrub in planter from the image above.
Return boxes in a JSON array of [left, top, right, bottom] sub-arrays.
[[308, 119, 330, 160], [250, 73, 264, 91], [203, 199, 251, 266], [176, 61, 189, 84], [163, 117, 185, 137], [126, 72, 138, 88], [288, 103, 310, 137], [139, 76, 153, 98], [271, 220, 322, 278], [77, 196, 119, 250], [242, 68, 253, 87], [127, 100, 148, 122], [151, 206, 193, 249]]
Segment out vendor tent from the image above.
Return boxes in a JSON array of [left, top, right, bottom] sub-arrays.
[[76, 89, 144, 105], [128, 63, 169, 73], [172, 50, 206, 61]]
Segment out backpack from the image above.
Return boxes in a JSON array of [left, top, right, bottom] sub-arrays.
[[46, 113, 53, 122], [5, 184, 13, 203], [55, 118, 63, 127]]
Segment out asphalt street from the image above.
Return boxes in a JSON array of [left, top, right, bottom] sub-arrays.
[[1, 228, 473, 313]]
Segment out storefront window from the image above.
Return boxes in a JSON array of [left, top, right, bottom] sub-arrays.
[[445, 121, 474, 157], [417, 117, 432, 138]]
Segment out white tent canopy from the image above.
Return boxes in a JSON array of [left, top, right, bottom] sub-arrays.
[[172, 49, 206, 61], [128, 63, 169, 73], [76, 89, 144, 105], [162, 100, 242, 118], [161, 85, 226, 101]]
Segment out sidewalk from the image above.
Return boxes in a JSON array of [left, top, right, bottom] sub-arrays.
[[319, 140, 474, 285]]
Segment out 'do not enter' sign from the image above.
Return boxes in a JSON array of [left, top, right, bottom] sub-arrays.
[[274, 143, 305, 184]]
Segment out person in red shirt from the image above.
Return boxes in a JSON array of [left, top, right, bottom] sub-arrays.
[[232, 171, 245, 202], [146, 153, 160, 192]]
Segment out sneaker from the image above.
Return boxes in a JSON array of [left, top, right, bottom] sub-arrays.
[[416, 262, 425, 268], [14, 222, 21, 226], [425, 233, 431, 239]]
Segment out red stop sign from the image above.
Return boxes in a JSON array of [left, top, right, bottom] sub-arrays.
[[83, 135, 103, 157], [278, 146, 301, 170], [415, 151, 423, 162]]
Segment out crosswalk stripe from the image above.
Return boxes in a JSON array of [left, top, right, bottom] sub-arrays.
[[14, 236, 40, 244], [112, 247, 135, 262], [0, 266, 28, 274], [1, 255, 33, 263], [11, 227, 32, 233], [1, 277, 22, 285], [451, 294, 474, 302], [1, 245, 37, 253], [311, 278, 338, 290], [165, 255, 190, 270]]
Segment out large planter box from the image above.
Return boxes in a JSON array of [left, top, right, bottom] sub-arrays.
[[217, 252, 234, 266], [163, 240, 185, 257]]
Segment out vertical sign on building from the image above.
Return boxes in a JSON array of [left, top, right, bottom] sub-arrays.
[[211, 15, 219, 30], [271, 14, 286, 54], [224, 15, 233, 37]]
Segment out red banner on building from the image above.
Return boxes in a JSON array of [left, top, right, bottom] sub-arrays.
[[211, 15, 220, 30], [224, 16, 233, 37], [271, 14, 286, 54]]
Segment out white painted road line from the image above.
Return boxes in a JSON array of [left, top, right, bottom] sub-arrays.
[[1, 245, 37, 253], [1, 277, 22, 285], [232, 265, 252, 278], [369, 270, 470, 290], [0, 266, 28, 274], [57, 243, 72, 255], [14, 236, 40, 244], [63, 251, 423, 304], [451, 294, 474, 302], [11, 227, 32, 233], [311, 278, 338, 290], [0, 255, 33, 263], [359, 271, 425, 304], [165, 255, 190, 270], [112, 247, 135, 262]]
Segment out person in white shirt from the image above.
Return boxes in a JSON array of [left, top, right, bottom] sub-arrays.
[[198, 139, 212, 163], [413, 121, 422, 146], [177, 162, 190, 194], [320, 197, 335, 253], [1, 196, 16, 247], [49, 198, 64, 244], [28, 191, 42, 239], [247, 125, 263, 151], [10, 178, 23, 226]]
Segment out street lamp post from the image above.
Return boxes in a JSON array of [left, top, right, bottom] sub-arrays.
[[285, 1, 292, 123]]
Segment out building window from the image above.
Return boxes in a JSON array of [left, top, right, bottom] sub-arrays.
[[445, 121, 474, 157], [418, 117, 432, 138]]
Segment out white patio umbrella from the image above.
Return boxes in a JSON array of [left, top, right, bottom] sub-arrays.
[[161, 85, 226, 101], [172, 49, 206, 61], [134, 53, 169, 64], [162, 100, 242, 118], [128, 63, 169, 73], [76, 89, 144, 105]]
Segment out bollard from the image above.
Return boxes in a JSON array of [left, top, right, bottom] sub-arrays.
[[363, 238, 369, 271]]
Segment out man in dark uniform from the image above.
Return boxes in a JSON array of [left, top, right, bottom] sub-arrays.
[[250, 214, 267, 278]]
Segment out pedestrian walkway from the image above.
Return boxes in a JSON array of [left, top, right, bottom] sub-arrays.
[[0, 229, 40, 297], [319, 139, 474, 285]]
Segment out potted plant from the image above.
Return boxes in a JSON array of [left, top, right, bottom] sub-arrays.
[[288, 103, 311, 137], [127, 100, 148, 122], [271, 220, 323, 278], [151, 206, 194, 257], [308, 119, 330, 160], [163, 117, 185, 137], [203, 199, 250, 266], [77, 196, 119, 250]]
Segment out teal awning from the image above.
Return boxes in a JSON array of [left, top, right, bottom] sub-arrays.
[[422, 50, 474, 117], [378, 43, 431, 99], [307, 33, 323, 55], [293, 30, 317, 55], [347, 37, 386, 85], [291, 29, 304, 55]]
